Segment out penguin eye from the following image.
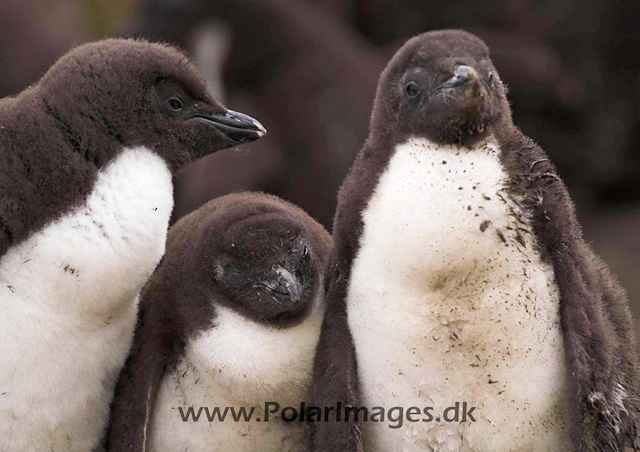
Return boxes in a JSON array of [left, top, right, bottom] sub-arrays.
[[222, 266, 247, 289], [405, 81, 421, 99], [167, 96, 184, 112]]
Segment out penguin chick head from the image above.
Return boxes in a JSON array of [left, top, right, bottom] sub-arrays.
[[161, 193, 331, 333], [371, 30, 509, 147], [37, 38, 266, 172], [214, 213, 319, 327]]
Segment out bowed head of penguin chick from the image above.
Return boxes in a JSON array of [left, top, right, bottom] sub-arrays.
[[314, 29, 638, 452], [0, 39, 265, 452], [108, 192, 331, 452]]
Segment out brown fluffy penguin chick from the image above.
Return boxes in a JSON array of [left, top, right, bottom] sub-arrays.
[[108, 192, 332, 452], [313, 29, 638, 452], [0, 39, 265, 452]]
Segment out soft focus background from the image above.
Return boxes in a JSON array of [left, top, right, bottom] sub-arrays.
[[2, 0, 639, 345]]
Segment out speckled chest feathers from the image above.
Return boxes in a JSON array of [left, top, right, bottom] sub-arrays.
[[0, 147, 173, 451], [347, 137, 571, 451]]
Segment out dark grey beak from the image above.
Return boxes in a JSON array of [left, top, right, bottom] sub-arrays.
[[438, 65, 478, 90], [193, 109, 267, 144], [255, 267, 301, 305]]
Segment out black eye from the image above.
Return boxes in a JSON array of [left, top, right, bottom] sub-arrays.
[[167, 96, 183, 112], [223, 266, 247, 289], [487, 72, 495, 87], [405, 81, 421, 99]]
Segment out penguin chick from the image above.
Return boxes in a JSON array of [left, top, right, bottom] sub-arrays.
[[0, 39, 265, 452], [313, 29, 638, 452], [108, 192, 331, 452]]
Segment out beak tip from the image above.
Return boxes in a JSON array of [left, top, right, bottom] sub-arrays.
[[275, 266, 301, 305], [193, 109, 267, 144], [252, 119, 267, 137]]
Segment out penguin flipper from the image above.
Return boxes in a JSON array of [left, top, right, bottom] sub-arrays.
[[591, 261, 640, 451], [312, 263, 363, 452], [501, 128, 639, 451], [105, 296, 174, 452], [556, 243, 639, 452]]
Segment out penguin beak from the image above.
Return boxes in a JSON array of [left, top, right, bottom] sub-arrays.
[[437, 65, 478, 90], [255, 267, 301, 306], [191, 109, 267, 144], [433, 64, 485, 111]]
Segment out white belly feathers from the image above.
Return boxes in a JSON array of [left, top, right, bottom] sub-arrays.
[[347, 137, 571, 452], [149, 301, 324, 452], [0, 146, 173, 451]]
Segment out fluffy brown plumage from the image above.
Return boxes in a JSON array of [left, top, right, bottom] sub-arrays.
[[127, 0, 382, 227], [0, 38, 264, 260], [107, 192, 332, 451], [313, 29, 638, 452]]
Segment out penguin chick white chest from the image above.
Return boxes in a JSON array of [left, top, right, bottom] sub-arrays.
[[0, 147, 173, 451], [347, 138, 571, 451], [149, 302, 325, 452]]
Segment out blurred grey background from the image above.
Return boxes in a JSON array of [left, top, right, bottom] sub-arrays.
[[2, 0, 639, 347]]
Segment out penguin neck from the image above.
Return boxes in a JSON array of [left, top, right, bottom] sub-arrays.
[[41, 96, 126, 169], [0, 146, 174, 325], [175, 292, 325, 409], [359, 134, 517, 293]]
